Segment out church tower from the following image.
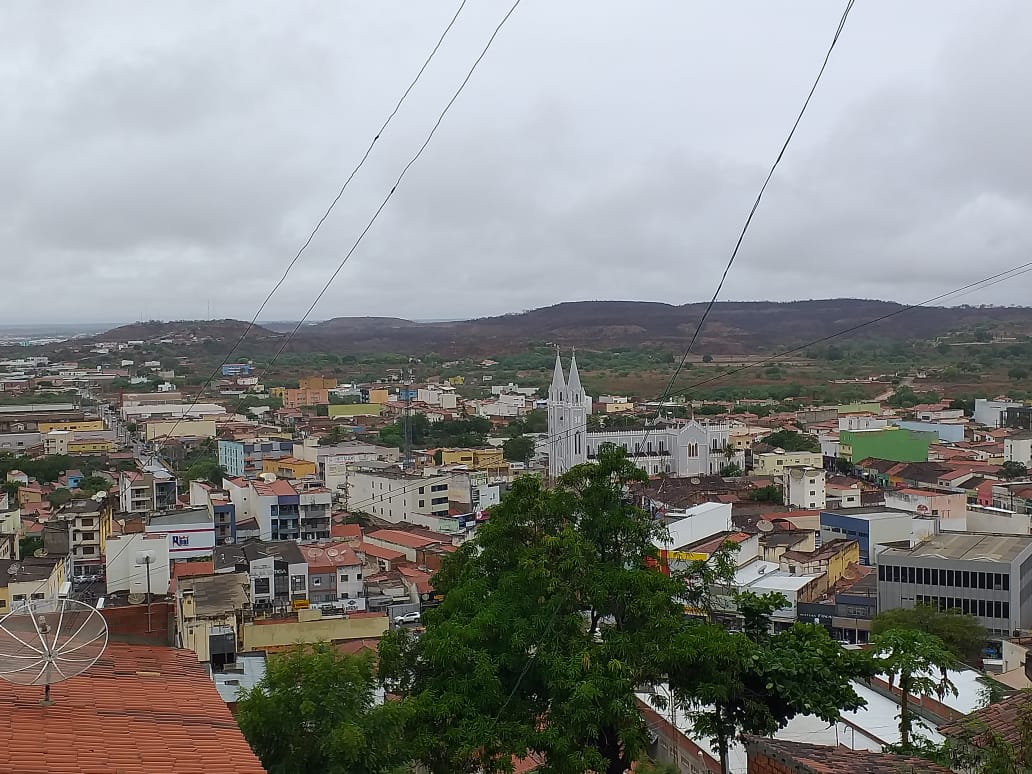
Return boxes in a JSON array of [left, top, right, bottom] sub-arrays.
[[547, 351, 588, 479]]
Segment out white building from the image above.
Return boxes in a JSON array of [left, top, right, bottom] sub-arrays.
[[1004, 432, 1032, 466], [548, 353, 738, 478], [838, 415, 888, 432], [347, 468, 451, 524], [783, 466, 826, 510], [146, 508, 216, 560], [105, 533, 171, 596], [974, 398, 1022, 428]]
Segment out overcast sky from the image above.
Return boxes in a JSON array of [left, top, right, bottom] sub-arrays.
[[2, 1, 1030, 324]]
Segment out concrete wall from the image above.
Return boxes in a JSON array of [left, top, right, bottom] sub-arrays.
[[241, 612, 389, 649]]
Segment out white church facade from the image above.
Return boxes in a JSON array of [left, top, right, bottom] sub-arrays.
[[547, 353, 743, 479]]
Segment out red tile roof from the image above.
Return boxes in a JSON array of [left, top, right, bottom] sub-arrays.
[[252, 479, 297, 497], [331, 522, 362, 540], [298, 543, 361, 571], [170, 561, 215, 593], [939, 691, 1032, 749], [366, 529, 441, 549], [745, 736, 951, 773], [0, 642, 267, 773], [356, 542, 406, 561]]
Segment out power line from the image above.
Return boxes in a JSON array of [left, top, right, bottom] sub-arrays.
[[246, 0, 524, 393], [150, 0, 472, 448], [661, 0, 856, 405]]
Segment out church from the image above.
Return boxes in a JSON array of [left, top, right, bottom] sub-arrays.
[[547, 352, 740, 479]]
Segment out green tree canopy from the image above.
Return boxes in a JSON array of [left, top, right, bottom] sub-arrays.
[[501, 435, 535, 463], [237, 645, 410, 774], [760, 430, 820, 453], [184, 458, 226, 487], [1001, 461, 1029, 480], [872, 603, 987, 665]]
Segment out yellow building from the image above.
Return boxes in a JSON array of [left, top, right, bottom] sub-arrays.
[[299, 375, 338, 391], [473, 448, 504, 468], [752, 450, 824, 476], [0, 556, 67, 613], [69, 438, 115, 454], [241, 608, 389, 651], [367, 388, 389, 405], [38, 419, 105, 433], [143, 418, 217, 441], [262, 456, 317, 479], [440, 449, 476, 466], [328, 403, 382, 418], [447, 376, 464, 386]]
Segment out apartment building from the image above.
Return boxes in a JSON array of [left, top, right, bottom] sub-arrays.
[[819, 508, 915, 565], [753, 450, 824, 476], [1004, 431, 1032, 466], [43, 429, 116, 455], [227, 478, 331, 542], [269, 387, 329, 408], [118, 462, 179, 514], [217, 437, 294, 478], [884, 488, 968, 521], [298, 376, 338, 391], [348, 468, 451, 524], [783, 467, 826, 510], [261, 456, 317, 479], [214, 540, 309, 611], [291, 438, 399, 491], [0, 556, 67, 613], [298, 543, 365, 610], [146, 507, 216, 560], [877, 532, 1032, 636]]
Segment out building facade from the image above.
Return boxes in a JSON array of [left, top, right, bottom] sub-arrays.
[[218, 438, 294, 478], [347, 468, 451, 524], [548, 353, 737, 478], [819, 509, 914, 565]]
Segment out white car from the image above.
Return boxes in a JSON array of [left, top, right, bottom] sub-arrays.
[[394, 611, 421, 625]]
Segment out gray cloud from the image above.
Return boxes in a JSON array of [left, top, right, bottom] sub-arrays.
[[1, 0, 1030, 324]]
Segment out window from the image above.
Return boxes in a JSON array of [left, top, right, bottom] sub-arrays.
[[994, 600, 1003, 618], [962, 599, 970, 614], [892, 566, 901, 582], [340, 574, 349, 582], [978, 573, 987, 590], [419, 500, 425, 508], [978, 600, 986, 617], [879, 565, 886, 581], [962, 571, 970, 588], [31, 593, 44, 600], [947, 570, 954, 586], [1004, 602, 1011, 619], [810, 490, 816, 496], [994, 573, 1004, 590], [924, 568, 931, 585], [80, 532, 96, 541], [908, 567, 916, 584], [254, 577, 271, 595], [291, 575, 306, 592], [1004, 575, 1010, 591], [12, 594, 25, 603], [419, 486, 425, 494], [80, 518, 94, 527], [312, 577, 322, 587], [0, 600, 5, 609], [82, 546, 96, 555]]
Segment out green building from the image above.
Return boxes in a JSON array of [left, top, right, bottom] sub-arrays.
[[840, 426, 936, 463]]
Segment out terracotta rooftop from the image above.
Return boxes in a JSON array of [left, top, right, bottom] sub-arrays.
[[331, 522, 362, 540], [0, 642, 266, 774], [744, 736, 952, 773], [939, 691, 1031, 749], [356, 541, 406, 561], [252, 478, 297, 497], [366, 529, 442, 549], [299, 543, 361, 570]]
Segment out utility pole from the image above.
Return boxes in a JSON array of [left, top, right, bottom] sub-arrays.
[[142, 554, 154, 633]]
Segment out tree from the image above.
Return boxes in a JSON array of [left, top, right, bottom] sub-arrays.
[[236, 644, 409, 774], [48, 488, 72, 506], [872, 629, 957, 751], [760, 430, 820, 453], [502, 435, 535, 464], [1009, 367, 1029, 381], [668, 592, 874, 772], [522, 408, 547, 434], [378, 445, 690, 774], [1000, 461, 1029, 480], [719, 462, 743, 477], [872, 603, 987, 665], [77, 475, 111, 495], [702, 354, 714, 363], [184, 458, 226, 487]]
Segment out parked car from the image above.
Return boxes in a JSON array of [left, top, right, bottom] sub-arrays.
[[394, 611, 421, 625]]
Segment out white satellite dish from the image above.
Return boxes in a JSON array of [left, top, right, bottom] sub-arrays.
[[756, 520, 775, 533], [127, 593, 146, 605], [0, 597, 108, 705], [259, 472, 277, 483]]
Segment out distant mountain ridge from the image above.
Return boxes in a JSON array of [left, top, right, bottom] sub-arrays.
[[95, 300, 1032, 357]]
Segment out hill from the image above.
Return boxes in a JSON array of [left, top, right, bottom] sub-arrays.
[[90, 300, 1032, 357]]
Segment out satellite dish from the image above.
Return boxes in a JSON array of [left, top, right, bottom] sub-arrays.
[[690, 477, 701, 485], [259, 473, 277, 483], [327, 548, 339, 557], [127, 593, 146, 605], [756, 520, 775, 533], [7, 563, 22, 577], [33, 549, 48, 558], [0, 597, 108, 705]]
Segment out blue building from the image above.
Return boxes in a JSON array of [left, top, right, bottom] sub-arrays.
[[222, 363, 252, 377], [213, 499, 236, 545], [218, 438, 294, 478], [819, 508, 914, 565]]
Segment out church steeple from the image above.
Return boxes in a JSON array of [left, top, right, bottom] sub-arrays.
[[551, 349, 566, 394], [567, 349, 582, 396]]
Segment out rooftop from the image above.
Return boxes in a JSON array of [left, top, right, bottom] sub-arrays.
[[744, 736, 952, 773], [822, 507, 913, 521], [939, 691, 1031, 749], [299, 543, 361, 570], [0, 642, 266, 774], [181, 572, 250, 617], [880, 532, 1032, 563], [366, 529, 444, 549], [149, 506, 213, 528], [0, 556, 62, 587]]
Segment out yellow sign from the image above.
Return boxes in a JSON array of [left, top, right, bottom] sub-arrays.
[[667, 551, 708, 562]]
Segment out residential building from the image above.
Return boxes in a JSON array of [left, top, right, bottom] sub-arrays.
[[884, 487, 968, 521], [49, 496, 114, 577], [1004, 431, 1032, 466], [439, 447, 505, 468], [230, 478, 332, 542], [0, 431, 41, 452], [218, 437, 294, 478], [292, 439, 399, 491], [121, 402, 226, 421], [819, 508, 915, 565], [652, 502, 734, 570], [270, 386, 329, 408], [328, 402, 383, 418], [240, 608, 388, 651], [752, 450, 824, 477], [1005, 406, 1032, 431], [143, 418, 217, 441], [298, 543, 365, 609], [146, 507, 216, 560], [825, 477, 863, 509], [974, 398, 1023, 428], [782, 467, 826, 510], [840, 426, 936, 463], [897, 420, 967, 443], [37, 419, 105, 433], [43, 428, 117, 454], [877, 532, 1032, 636], [838, 414, 889, 432], [364, 528, 455, 563], [176, 570, 251, 669], [222, 362, 253, 376], [963, 504, 1031, 536], [118, 461, 179, 514], [214, 540, 309, 612], [261, 456, 317, 479], [105, 533, 171, 596], [299, 375, 338, 391], [0, 556, 67, 613], [347, 468, 451, 524], [990, 481, 1032, 515], [0, 642, 267, 774]]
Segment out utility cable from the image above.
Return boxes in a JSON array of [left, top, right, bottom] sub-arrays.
[[151, 0, 471, 448]]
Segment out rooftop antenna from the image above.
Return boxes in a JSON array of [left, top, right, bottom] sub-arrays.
[[0, 598, 108, 706]]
